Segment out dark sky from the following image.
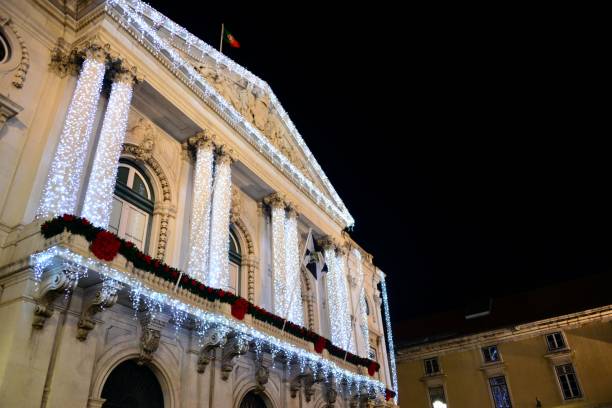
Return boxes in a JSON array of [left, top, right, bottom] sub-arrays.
[[147, 2, 609, 330]]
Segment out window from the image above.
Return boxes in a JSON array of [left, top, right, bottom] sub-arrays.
[[482, 345, 500, 363], [556, 364, 582, 400], [364, 296, 370, 316], [109, 162, 154, 251], [424, 357, 440, 375], [546, 332, 566, 351], [369, 345, 377, 360], [227, 228, 242, 295], [0, 31, 9, 64], [489, 376, 512, 408], [428, 386, 447, 408]]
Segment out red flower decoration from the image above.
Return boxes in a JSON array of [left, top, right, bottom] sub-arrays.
[[90, 231, 121, 262], [191, 279, 197, 286], [314, 337, 327, 354], [144, 255, 152, 264], [385, 389, 395, 401], [181, 276, 189, 284], [231, 298, 249, 320], [124, 241, 134, 248], [199, 284, 205, 290], [207, 288, 213, 294], [62, 214, 75, 222], [218, 289, 226, 298], [171, 271, 179, 278], [368, 361, 380, 376], [81, 218, 90, 226]]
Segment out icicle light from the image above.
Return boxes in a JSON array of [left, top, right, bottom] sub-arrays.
[[186, 141, 215, 281], [207, 153, 232, 289], [82, 77, 134, 227], [284, 208, 303, 325], [38, 58, 105, 218], [271, 204, 287, 316], [325, 248, 352, 351]]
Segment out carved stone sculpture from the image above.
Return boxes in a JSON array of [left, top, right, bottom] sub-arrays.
[[138, 312, 168, 364], [220, 333, 248, 380], [76, 280, 123, 341], [196, 327, 226, 373]]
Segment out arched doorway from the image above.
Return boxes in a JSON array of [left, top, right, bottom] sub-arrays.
[[239, 391, 269, 408], [101, 359, 164, 408]]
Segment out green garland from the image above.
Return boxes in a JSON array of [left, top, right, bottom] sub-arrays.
[[40, 214, 381, 374]]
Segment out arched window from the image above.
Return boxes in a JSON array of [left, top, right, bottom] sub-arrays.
[[227, 227, 242, 295], [109, 160, 154, 252], [0, 31, 10, 64], [239, 391, 271, 408], [101, 359, 164, 408]]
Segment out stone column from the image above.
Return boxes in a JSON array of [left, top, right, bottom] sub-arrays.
[[37, 44, 107, 218], [283, 203, 303, 325], [207, 146, 234, 289], [185, 132, 215, 281], [82, 65, 138, 227]]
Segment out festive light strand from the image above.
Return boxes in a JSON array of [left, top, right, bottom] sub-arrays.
[[38, 58, 105, 218], [82, 78, 134, 227], [380, 275, 398, 404], [271, 205, 287, 316], [186, 142, 215, 281], [30, 246, 388, 399], [104, 0, 354, 227], [353, 249, 370, 358], [207, 154, 232, 289], [283, 209, 303, 325], [324, 248, 352, 352]]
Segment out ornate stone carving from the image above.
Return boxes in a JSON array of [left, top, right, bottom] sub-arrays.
[[76, 280, 123, 341], [253, 354, 269, 394], [303, 373, 316, 403], [0, 93, 22, 131], [196, 327, 227, 374], [138, 313, 168, 365], [32, 263, 81, 329], [230, 186, 241, 222], [0, 14, 30, 88], [317, 236, 337, 251], [220, 333, 248, 380], [263, 192, 287, 209], [129, 118, 157, 159], [323, 382, 338, 408], [215, 144, 235, 166]]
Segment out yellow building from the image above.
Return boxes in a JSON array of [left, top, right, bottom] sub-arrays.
[[396, 274, 612, 408]]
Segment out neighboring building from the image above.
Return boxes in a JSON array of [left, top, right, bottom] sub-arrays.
[[396, 273, 612, 408], [0, 1, 397, 407]]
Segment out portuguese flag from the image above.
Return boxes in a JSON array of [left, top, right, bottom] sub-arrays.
[[223, 28, 240, 49]]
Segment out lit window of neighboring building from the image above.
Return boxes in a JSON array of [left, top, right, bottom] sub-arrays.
[[546, 332, 566, 351], [424, 357, 440, 375], [489, 376, 512, 408], [428, 386, 447, 408], [482, 345, 500, 363], [556, 364, 582, 400]]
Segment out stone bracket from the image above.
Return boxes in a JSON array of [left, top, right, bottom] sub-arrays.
[[138, 312, 169, 365], [77, 280, 123, 341], [32, 263, 81, 329], [197, 327, 227, 374], [221, 333, 248, 380]]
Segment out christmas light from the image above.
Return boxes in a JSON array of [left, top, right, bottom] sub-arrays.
[[324, 248, 352, 352], [38, 58, 105, 218], [380, 275, 398, 403], [271, 205, 286, 316], [30, 245, 387, 398], [104, 0, 355, 227], [186, 141, 215, 281], [82, 78, 134, 227], [207, 153, 232, 289], [283, 209, 303, 325], [353, 249, 369, 358]]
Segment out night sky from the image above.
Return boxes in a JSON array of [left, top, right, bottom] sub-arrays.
[[147, 2, 608, 331]]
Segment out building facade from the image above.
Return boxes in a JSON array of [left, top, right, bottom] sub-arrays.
[[396, 280, 612, 408], [0, 1, 397, 407]]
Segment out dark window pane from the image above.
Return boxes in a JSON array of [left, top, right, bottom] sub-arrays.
[[489, 376, 512, 408], [116, 166, 129, 185], [132, 174, 148, 198]]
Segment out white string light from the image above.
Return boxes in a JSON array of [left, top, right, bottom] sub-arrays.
[[30, 245, 387, 398], [271, 205, 287, 316], [82, 79, 134, 227], [104, 0, 355, 227], [324, 248, 352, 351], [186, 142, 215, 281], [283, 210, 303, 325], [353, 249, 369, 358], [207, 154, 232, 289], [38, 58, 105, 218], [380, 275, 398, 404]]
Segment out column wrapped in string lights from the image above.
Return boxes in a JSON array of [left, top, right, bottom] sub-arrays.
[[82, 67, 137, 227], [38, 45, 107, 218], [380, 274, 398, 403], [185, 133, 215, 281], [321, 237, 352, 351], [207, 146, 234, 289], [283, 204, 303, 325], [353, 248, 369, 358], [265, 193, 287, 317]]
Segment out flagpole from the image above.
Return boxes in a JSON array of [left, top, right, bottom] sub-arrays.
[[219, 23, 224, 53]]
